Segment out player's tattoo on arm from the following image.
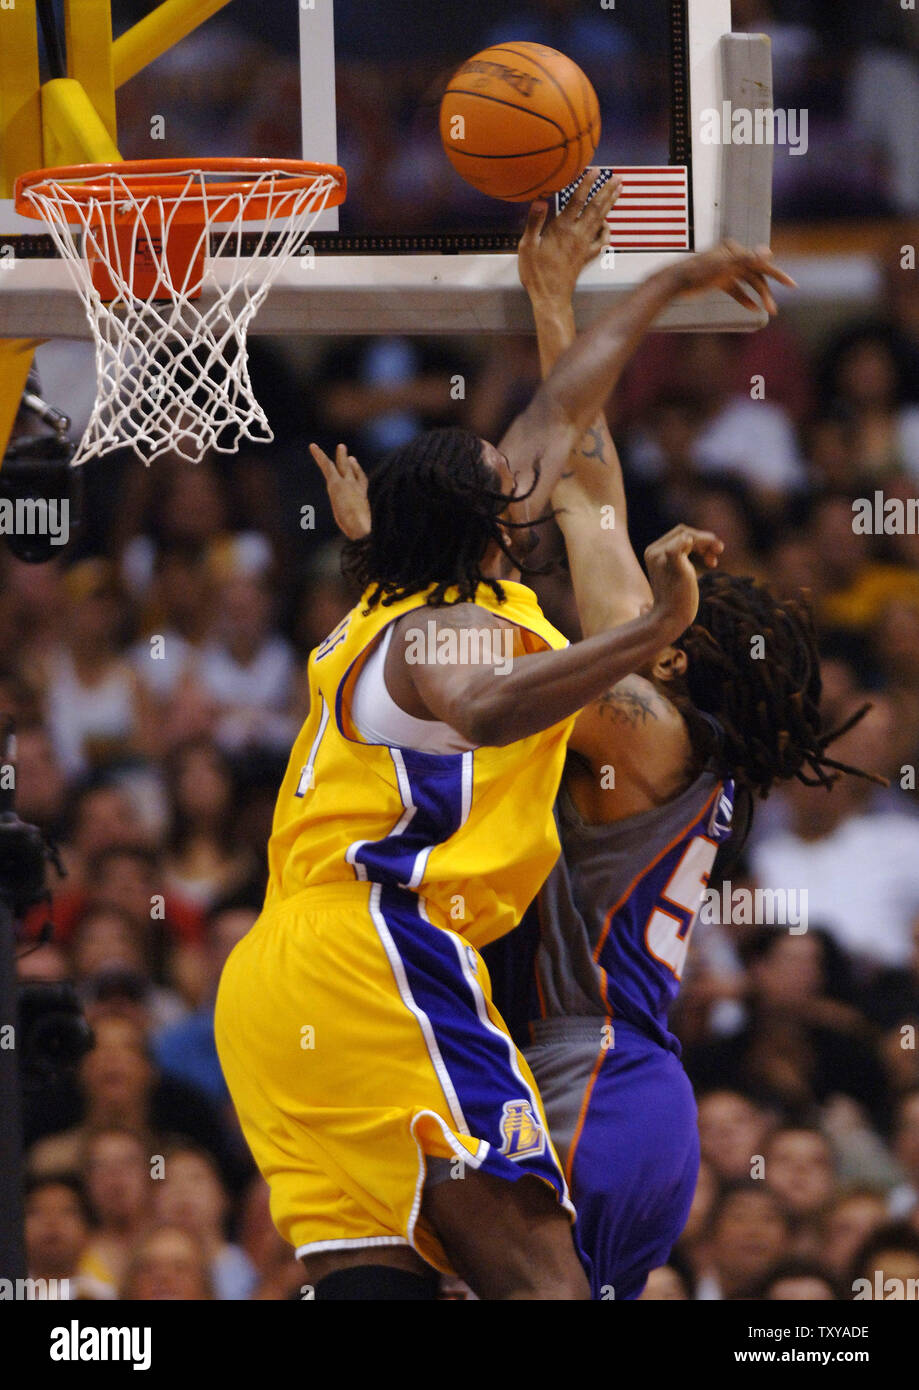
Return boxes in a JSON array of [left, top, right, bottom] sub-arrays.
[[578, 424, 608, 463], [561, 423, 609, 478], [596, 680, 662, 727]]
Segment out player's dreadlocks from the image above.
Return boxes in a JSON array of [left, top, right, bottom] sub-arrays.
[[342, 427, 547, 611], [675, 571, 883, 802]]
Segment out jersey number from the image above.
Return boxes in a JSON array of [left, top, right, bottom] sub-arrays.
[[644, 835, 718, 981]]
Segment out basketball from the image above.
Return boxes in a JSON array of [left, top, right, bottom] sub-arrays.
[[439, 42, 600, 202]]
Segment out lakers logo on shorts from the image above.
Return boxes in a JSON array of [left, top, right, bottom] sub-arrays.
[[498, 1100, 546, 1160]]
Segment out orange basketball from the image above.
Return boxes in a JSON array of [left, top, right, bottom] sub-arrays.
[[439, 42, 600, 203]]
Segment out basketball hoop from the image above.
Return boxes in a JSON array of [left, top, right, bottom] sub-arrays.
[[14, 158, 346, 466]]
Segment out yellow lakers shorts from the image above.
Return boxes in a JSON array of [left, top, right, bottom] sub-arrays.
[[214, 881, 573, 1271]]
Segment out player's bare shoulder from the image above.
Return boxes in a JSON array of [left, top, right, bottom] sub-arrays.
[[568, 674, 696, 818], [390, 602, 518, 662], [384, 603, 521, 723]]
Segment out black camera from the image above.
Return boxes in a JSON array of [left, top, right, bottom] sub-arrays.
[[0, 370, 80, 564], [0, 717, 92, 1086]]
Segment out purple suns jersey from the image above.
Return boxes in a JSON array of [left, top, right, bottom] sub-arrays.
[[533, 769, 735, 1055]]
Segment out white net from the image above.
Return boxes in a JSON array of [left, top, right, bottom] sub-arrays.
[[19, 164, 342, 466]]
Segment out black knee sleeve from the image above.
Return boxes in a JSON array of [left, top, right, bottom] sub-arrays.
[[314, 1265, 440, 1300]]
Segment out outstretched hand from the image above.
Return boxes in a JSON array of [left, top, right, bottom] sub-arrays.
[[309, 442, 371, 541], [675, 240, 797, 316], [518, 169, 622, 309]]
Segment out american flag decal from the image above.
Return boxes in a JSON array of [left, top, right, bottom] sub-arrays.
[[555, 167, 690, 251]]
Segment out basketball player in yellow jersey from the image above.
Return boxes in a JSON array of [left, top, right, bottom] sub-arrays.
[[216, 177, 783, 1300]]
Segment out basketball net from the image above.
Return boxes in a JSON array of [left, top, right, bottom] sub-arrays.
[[17, 163, 344, 466]]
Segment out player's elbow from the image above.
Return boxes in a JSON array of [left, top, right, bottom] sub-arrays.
[[444, 688, 515, 748]]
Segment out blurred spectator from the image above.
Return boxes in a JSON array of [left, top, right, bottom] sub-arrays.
[[888, 1090, 919, 1220], [625, 336, 806, 509], [817, 324, 919, 479], [763, 1126, 839, 1224], [752, 1259, 839, 1301], [120, 1225, 214, 1300], [752, 702, 919, 972], [863, 918, 919, 1034], [70, 905, 186, 1033], [293, 550, 355, 656], [686, 929, 890, 1127], [43, 560, 146, 780], [81, 1128, 154, 1293], [11, 723, 68, 836], [129, 540, 213, 705], [674, 1159, 721, 1278], [154, 907, 256, 1103], [696, 1091, 775, 1184], [164, 741, 257, 910], [850, 1221, 919, 1300], [638, 1264, 692, 1301], [313, 338, 472, 465], [695, 1184, 792, 1300], [237, 1172, 304, 1301], [848, 3, 919, 215], [809, 495, 919, 633], [152, 1143, 257, 1300], [25, 1016, 249, 1195], [23, 1173, 109, 1299], [196, 572, 297, 756], [822, 1189, 889, 1284]]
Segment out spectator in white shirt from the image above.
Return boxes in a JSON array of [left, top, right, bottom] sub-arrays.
[[752, 700, 919, 972], [196, 571, 296, 755], [626, 335, 806, 508]]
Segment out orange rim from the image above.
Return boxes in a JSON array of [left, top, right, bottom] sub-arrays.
[[14, 157, 346, 224]]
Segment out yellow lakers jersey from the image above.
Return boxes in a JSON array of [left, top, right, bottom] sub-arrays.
[[265, 580, 575, 948]]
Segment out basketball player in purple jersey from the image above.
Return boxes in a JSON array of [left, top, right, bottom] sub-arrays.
[[514, 190, 879, 1299]]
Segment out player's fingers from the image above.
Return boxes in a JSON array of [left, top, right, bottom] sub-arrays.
[[762, 262, 798, 290], [693, 533, 725, 567], [521, 199, 549, 245], [568, 173, 592, 216], [656, 527, 696, 562], [582, 175, 619, 231], [309, 442, 334, 479], [740, 246, 797, 292], [725, 281, 763, 312], [738, 269, 777, 315], [590, 224, 610, 256], [667, 526, 722, 557], [752, 244, 798, 286], [335, 443, 351, 475]]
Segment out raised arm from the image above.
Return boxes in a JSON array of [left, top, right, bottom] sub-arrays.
[[518, 178, 652, 634], [399, 524, 723, 746], [500, 179, 795, 534]]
